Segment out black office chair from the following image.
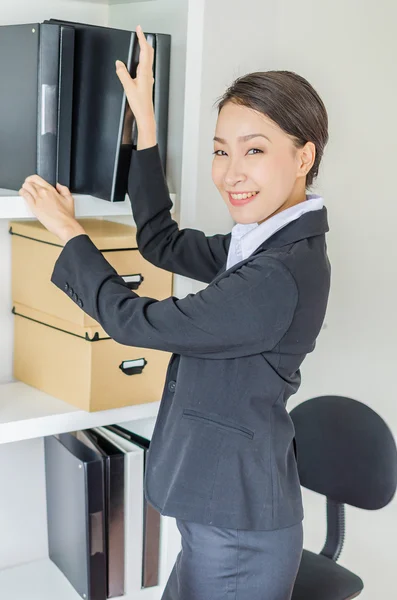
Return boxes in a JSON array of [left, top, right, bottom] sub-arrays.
[[290, 395, 397, 600]]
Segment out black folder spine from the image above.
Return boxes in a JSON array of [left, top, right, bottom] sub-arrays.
[[56, 25, 75, 187], [153, 34, 171, 175], [85, 458, 107, 600], [37, 24, 60, 186], [112, 32, 136, 203]]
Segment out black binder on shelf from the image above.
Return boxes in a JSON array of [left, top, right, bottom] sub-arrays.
[[106, 417, 159, 588], [44, 433, 107, 600], [93, 426, 146, 595], [0, 23, 74, 189], [46, 19, 171, 202], [83, 429, 126, 598]]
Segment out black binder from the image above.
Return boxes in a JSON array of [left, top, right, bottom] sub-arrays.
[[84, 430, 126, 598], [44, 433, 107, 600], [46, 19, 170, 202], [56, 25, 75, 186], [93, 426, 146, 596], [0, 23, 74, 189], [106, 417, 159, 588]]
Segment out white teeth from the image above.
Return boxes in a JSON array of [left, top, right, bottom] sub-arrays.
[[230, 192, 258, 200]]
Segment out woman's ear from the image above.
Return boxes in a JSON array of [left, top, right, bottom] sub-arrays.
[[297, 141, 316, 178]]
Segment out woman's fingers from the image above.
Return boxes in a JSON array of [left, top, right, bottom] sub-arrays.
[[22, 181, 41, 199], [56, 183, 75, 214], [25, 174, 52, 189], [19, 187, 35, 207], [135, 25, 154, 76], [136, 25, 150, 53], [56, 182, 72, 198], [115, 24, 153, 85], [115, 24, 155, 124], [136, 25, 153, 58], [136, 24, 144, 40], [115, 60, 133, 87]]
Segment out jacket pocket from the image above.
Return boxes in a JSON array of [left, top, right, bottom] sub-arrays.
[[182, 409, 254, 440]]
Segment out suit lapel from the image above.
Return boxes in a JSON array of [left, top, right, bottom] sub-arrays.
[[210, 207, 329, 286]]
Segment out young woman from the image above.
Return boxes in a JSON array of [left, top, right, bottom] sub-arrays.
[[20, 24, 330, 600]]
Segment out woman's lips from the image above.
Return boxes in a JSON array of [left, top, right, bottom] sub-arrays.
[[227, 192, 258, 207]]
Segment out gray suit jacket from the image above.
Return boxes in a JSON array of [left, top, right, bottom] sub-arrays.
[[51, 145, 331, 530]]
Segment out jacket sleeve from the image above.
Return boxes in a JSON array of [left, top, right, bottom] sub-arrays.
[[128, 145, 230, 283], [51, 234, 298, 360]]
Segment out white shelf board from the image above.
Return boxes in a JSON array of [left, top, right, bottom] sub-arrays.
[[76, 0, 154, 4], [0, 381, 159, 445], [0, 559, 80, 600], [0, 557, 162, 600], [0, 190, 175, 220]]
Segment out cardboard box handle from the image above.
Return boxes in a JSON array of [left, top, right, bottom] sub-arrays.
[[119, 358, 147, 376], [122, 273, 144, 290]]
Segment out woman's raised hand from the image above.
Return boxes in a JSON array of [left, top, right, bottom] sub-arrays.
[[116, 25, 155, 128], [19, 177, 86, 244]]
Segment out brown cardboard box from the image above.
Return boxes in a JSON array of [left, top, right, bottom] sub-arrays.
[[10, 219, 173, 328], [13, 302, 171, 412]]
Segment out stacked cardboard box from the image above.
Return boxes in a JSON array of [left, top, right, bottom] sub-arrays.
[[10, 218, 172, 411]]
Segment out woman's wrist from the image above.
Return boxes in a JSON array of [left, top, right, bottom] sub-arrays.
[[59, 221, 87, 245], [136, 114, 157, 150]]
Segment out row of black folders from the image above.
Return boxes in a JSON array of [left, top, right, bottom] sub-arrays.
[[0, 20, 170, 201], [44, 417, 160, 600]]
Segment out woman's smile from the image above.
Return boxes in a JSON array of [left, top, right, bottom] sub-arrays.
[[228, 191, 259, 206]]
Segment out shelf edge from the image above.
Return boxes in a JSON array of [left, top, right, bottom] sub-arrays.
[[0, 193, 176, 219]]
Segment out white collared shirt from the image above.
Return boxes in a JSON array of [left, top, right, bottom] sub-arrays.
[[226, 194, 324, 270]]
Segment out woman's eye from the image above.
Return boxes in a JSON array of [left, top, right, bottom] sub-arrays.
[[247, 148, 263, 155], [212, 148, 263, 157]]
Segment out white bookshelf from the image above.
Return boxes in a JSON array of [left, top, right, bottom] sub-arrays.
[[0, 382, 160, 445], [0, 190, 176, 220], [0, 0, 189, 594]]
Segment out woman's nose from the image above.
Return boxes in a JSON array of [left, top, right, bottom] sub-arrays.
[[223, 160, 246, 187]]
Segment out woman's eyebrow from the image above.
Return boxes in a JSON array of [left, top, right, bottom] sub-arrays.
[[213, 133, 271, 143]]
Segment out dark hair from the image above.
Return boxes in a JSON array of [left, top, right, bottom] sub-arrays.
[[215, 71, 329, 188]]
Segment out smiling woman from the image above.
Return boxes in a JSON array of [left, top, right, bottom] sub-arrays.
[[19, 24, 331, 600], [212, 71, 328, 225]]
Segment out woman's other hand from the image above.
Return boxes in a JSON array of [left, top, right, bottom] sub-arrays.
[[116, 24, 157, 149], [19, 176, 86, 244]]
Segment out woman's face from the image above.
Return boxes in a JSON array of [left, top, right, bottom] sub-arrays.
[[212, 102, 313, 224]]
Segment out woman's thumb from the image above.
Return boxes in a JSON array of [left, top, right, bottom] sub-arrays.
[[115, 60, 131, 87]]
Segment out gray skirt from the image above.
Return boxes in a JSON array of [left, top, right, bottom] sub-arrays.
[[161, 518, 303, 600]]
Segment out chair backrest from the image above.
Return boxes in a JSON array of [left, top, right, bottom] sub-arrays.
[[290, 396, 397, 509]]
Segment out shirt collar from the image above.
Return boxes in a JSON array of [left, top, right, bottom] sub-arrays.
[[231, 194, 324, 260]]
